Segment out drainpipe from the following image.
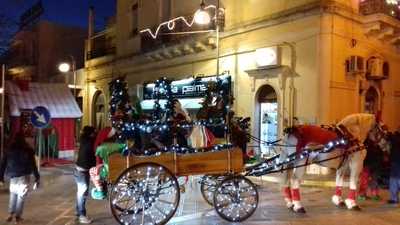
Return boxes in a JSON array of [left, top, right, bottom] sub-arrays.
[[279, 42, 297, 127], [85, 6, 95, 126], [88, 6, 95, 54]]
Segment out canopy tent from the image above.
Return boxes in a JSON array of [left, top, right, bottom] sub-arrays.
[[6, 81, 82, 158]]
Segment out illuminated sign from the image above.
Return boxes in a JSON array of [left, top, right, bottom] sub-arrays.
[[143, 75, 231, 100]]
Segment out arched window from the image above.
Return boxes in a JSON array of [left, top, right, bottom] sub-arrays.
[[93, 91, 106, 129]]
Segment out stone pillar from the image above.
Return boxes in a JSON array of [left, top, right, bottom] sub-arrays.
[[317, 14, 333, 124]]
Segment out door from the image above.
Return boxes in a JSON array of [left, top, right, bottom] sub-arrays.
[[257, 85, 278, 155]]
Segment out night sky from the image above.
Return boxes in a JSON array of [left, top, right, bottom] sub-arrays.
[[1, 0, 116, 30]]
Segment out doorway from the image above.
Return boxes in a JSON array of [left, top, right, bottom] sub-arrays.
[[93, 91, 106, 129], [257, 85, 278, 154], [364, 87, 379, 114]]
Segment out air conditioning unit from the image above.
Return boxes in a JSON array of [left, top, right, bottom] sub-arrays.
[[346, 56, 364, 75], [367, 57, 385, 80]]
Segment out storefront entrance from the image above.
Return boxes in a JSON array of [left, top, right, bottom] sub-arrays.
[[257, 85, 278, 154]]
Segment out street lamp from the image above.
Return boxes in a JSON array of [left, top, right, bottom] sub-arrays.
[[194, 0, 220, 76], [194, 1, 211, 25], [58, 56, 77, 98]]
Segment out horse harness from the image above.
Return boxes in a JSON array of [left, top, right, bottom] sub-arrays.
[[320, 124, 363, 170]]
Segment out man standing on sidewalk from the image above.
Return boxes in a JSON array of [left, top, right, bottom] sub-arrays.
[[74, 126, 96, 224]]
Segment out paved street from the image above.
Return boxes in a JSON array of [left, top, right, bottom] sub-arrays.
[[0, 165, 399, 225]]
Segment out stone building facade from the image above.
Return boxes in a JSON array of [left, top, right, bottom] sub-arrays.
[[82, 0, 400, 143]]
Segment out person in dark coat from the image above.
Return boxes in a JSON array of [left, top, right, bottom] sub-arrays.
[[388, 129, 400, 204], [358, 138, 385, 201], [74, 126, 96, 224], [0, 132, 40, 224]]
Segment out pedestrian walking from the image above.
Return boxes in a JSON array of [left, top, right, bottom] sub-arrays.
[[388, 128, 400, 204], [0, 132, 40, 224], [74, 126, 96, 224]]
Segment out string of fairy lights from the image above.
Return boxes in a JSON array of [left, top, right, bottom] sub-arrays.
[[246, 138, 350, 176], [139, 4, 224, 39]]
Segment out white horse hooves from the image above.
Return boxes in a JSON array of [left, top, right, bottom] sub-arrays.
[[345, 199, 361, 210], [292, 207, 306, 214], [332, 195, 345, 208]]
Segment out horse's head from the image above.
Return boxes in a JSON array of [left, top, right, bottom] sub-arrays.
[[283, 126, 300, 147]]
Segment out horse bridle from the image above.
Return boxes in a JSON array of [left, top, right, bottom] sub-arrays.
[[371, 123, 387, 144]]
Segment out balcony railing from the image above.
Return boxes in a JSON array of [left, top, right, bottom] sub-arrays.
[[360, 0, 400, 19], [86, 47, 116, 60]]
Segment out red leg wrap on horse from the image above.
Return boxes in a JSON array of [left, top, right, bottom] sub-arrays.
[[283, 187, 292, 199], [348, 189, 357, 200], [291, 188, 301, 201], [335, 186, 343, 196]]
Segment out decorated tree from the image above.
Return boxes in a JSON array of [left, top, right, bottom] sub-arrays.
[[108, 77, 138, 142]]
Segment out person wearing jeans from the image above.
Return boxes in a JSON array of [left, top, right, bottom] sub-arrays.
[[0, 132, 40, 224], [74, 169, 90, 218], [74, 126, 96, 224]]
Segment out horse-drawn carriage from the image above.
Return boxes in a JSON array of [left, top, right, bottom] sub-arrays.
[[102, 77, 390, 225], [107, 147, 259, 225]]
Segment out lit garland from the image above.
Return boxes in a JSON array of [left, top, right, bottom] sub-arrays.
[[139, 4, 225, 39], [246, 138, 350, 176], [109, 77, 137, 142], [152, 77, 175, 121], [122, 143, 234, 156]]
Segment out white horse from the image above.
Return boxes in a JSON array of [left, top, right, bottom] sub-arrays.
[[280, 113, 389, 213]]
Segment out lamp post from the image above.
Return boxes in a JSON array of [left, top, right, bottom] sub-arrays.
[[194, 0, 220, 76], [58, 55, 77, 99]]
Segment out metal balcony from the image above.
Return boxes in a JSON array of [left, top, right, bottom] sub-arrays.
[[86, 47, 116, 60]]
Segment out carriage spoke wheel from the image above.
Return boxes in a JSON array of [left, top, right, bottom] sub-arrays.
[[213, 176, 258, 222], [110, 163, 180, 225], [200, 175, 225, 206]]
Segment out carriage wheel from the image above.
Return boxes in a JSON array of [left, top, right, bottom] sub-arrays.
[[213, 176, 258, 222], [200, 175, 225, 206], [109, 163, 180, 225]]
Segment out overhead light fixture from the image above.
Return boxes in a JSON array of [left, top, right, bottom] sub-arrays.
[[194, 0, 211, 25]]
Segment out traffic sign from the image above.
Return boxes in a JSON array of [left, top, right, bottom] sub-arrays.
[[31, 106, 51, 129]]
